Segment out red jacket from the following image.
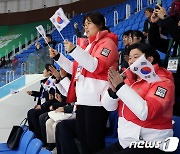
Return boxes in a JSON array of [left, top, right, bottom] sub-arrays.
[[118, 64, 174, 129]]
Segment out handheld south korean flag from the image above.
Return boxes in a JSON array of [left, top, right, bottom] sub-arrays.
[[129, 54, 161, 83], [50, 8, 70, 40]]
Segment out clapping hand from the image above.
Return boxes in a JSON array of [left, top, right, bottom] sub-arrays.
[[108, 67, 124, 90]]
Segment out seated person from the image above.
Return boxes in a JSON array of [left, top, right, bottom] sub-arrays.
[[27, 87, 56, 140], [27, 64, 54, 107], [120, 30, 145, 71], [27, 64, 56, 139], [39, 66, 71, 149], [98, 43, 174, 154]]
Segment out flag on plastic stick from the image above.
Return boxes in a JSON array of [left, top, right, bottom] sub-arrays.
[[129, 54, 161, 83], [36, 25, 46, 39], [50, 8, 70, 40], [36, 25, 51, 48]]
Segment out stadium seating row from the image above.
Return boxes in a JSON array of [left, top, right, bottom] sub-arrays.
[[0, 129, 51, 154], [0, 0, 174, 88]]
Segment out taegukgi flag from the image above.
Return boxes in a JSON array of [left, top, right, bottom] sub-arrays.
[[50, 7, 70, 32], [36, 25, 46, 39], [129, 54, 161, 83]]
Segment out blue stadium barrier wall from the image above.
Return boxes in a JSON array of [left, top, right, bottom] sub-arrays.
[[0, 76, 25, 99]]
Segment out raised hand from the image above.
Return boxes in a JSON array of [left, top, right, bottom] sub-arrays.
[[108, 66, 124, 89], [154, 4, 167, 19], [49, 65, 60, 80]]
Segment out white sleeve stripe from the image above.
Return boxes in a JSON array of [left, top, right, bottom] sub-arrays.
[[101, 90, 119, 111], [59, 77, 70, 93], [116, 84, 148, 121], [70, 46, 98, 72], [56, 53, 73, 75]]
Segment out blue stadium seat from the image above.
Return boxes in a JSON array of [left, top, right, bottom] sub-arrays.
[[39, 149, 52, 154], [25, 138, 43, 154], [124, 25, 132, 31], [0, 130, 34, 154], [127, 17, 136, 26], [121, 20, 129, 28], [118, 41, 124, 51], [105, 110, 119, 147], [173, 116, 180, 154], [139, 20, 145, 30], [131, 23, 139, 30], [117, 27, 125, 38], [134, 17, 142, 24]]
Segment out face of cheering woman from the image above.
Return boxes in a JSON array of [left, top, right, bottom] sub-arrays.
[[49, 12, 107, 57]]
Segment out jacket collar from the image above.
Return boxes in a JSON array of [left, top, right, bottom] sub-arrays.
[[88, 30, 118, 45]]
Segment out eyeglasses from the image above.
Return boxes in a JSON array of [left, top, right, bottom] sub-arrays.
[[83, 21, 92, 28]]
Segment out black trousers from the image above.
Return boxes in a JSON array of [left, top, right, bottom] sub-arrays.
[[39, 112, 49, 146], [27, 108, 45, 139], [97, 142, 169, 154], [55, 119, 80, 154], [76, 105, 109, 154]]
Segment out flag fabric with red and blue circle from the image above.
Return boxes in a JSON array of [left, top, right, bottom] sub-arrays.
[[130, 55, 161, 83]]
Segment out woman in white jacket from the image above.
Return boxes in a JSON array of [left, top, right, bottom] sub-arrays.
[[49, 12, 119, 154]]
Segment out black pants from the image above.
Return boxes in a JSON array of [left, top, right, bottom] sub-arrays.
[[97, 142, 169, 154], [76, 105, 109, 154], [55, 119, 80, 154], [27, 108, 45, 139], [39, 112, 49, 146]]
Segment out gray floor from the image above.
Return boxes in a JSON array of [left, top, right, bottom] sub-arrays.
[[0, 128, 11, 143]]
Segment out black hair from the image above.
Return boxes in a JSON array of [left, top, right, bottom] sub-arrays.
[[83, 12, 110, 32], [45, 64, 54, 72], [131, 30, 145, 43], [128, 43, 162, 66], [46, 34, 52, 41], [144, 7, 154, 13], [122, 30, 133, 37], [49, 88, 55, 96]]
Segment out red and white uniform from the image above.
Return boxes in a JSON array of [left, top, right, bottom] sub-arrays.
[[55, 77, 70, 97], [102, 64, 175, 150], [54, 30, 119, 106]]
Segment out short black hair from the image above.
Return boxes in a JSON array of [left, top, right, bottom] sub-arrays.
[[83, 12, 110, 32], [49, 88, 55, 96], [131, 30, 145, 43], [46, 34, 52, 41], [122, 30, 133, 37], [144, 7, 154, 13], [128, 43, 162, 66]]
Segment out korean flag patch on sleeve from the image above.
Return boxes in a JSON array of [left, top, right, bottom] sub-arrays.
[[101, 48, 111, 57], [155, 86, 167, 98]]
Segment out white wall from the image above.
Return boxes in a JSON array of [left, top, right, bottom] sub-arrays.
[[0, 0, 79, 13], [0, 74, 44, 142]]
